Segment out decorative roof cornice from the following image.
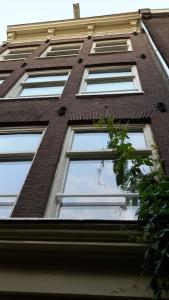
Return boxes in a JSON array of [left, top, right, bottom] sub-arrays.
[[6, 11, 140, 43]]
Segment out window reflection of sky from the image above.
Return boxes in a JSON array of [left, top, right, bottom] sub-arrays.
[[71, 132, 147, 150], [0, 133, 42, 153], [0, 161, 31, 194]]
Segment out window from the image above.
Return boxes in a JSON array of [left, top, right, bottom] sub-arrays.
[[0, 127, 44, 218], [0, 73, 10, 85], [6, 70, 70, 98], [41, 43, 82, 58], [0, 46, 37, 61], [46, 125, 154, 220], [78, 66, 142, 95], [91, 39, 132, 53]]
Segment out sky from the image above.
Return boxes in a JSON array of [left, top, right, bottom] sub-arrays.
[[0, 0, 169, 43]]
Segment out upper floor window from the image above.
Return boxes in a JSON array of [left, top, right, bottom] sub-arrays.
[[46, 125, 154, 221], [6, 70, 70, 98], [78, 66, 142, 95], [0, 127, 44, 218], [0, 46, 37, 61], [91, 39, 132, 54], [41, 43, 82, 58]]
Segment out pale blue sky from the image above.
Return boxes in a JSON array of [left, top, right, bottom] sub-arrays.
[[0, 0, 169, 43]]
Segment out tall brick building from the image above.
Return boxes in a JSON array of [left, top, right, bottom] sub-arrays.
[[0, 6, 168, 299]]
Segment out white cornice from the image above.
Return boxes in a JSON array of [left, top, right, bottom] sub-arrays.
[[6, 11, 140, 43]]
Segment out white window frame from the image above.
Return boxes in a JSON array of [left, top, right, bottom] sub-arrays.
[[5, 69, 71, 99], [40, 43, 82, 58], [91, 39, 132, 54], [0, 46, 37, 61], [45, 124, 155, 219], [0, 126, 46, 218], [77, 65, 143, 96]]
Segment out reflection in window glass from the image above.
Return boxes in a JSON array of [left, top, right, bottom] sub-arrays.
[[88, 69, 132, 79], [0, 133, 42, 153], [0, 207, 13, 218], [59, 205, 138, 220], [20, 86, 63, 96], [86, 81, 135, 93], [64, 160, 122, 195], [0, 161, 31, 194], [26, 75, 68, 83], [71, 132, 146, 150]]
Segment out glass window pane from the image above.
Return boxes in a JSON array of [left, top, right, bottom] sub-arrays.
[[128, 133, 147, 148], [0, 161, 31, 194], [63, 160, 123, 194], [71, 132, 109, 150], [51, 44, 81, 51], [0, 80, 4, 84], [47, 50, 78, 57], [26, 75, 68, 83], [88, 69, 132, 79], [59, 205, 138, 220], [0, 196, 17, 203], [85, 81, 135, 93], [71, 132, 146, 151], [20, 86, 63, 96], [0, 133, 42, 153], [0, 206, 13, 218]]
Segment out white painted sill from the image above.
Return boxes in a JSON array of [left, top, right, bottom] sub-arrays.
[[0, 95, 60, 101], [76, 91, 144, 97]]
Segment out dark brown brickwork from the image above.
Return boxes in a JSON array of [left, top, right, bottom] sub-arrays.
[[0, 29, 169, 217], [143, 13, 169, 66]]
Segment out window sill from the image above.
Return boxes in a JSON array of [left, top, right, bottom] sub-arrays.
[[0, 58, 25, 62], [0, 95, 60, 101], [76, 91, 144, 97]]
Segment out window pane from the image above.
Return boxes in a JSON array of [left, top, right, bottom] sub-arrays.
[[0, 196, 17, 203], [59, 205, 138, 220], [128, 133, 147, 148], [71, 132, 146, 150], [85, 81, 135, 93], [0, 206, 13, 218], [26, 75, 68, 83], [0, 80, 4, 84], [64, 160, 123, 194], [71, 132, 109, 150], [0, 161, 31, 194], [96, 40, 127, 47], [47, 50, 78, 57], [95, 46, 128, 53], [9, 48, 35, 54], [51, 44, 81, 51], [88, 69, 132, 79], [20, 86, 63, 96], [0, 133, 42, 153]]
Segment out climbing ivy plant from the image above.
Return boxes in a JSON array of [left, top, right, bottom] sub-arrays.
[[96, 118, 169, 300]]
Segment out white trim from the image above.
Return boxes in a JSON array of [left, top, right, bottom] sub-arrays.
[[0, 126, 46, 218], [78, 65, 143, 95], [45, 124, 154, 219], [5, 69, 71, 98], [0, 46, 37, 61], [91, 38, 132, 54], [40, 42, 82, 58]]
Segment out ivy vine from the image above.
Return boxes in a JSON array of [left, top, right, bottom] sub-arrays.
[[96, 118, 169, 300]]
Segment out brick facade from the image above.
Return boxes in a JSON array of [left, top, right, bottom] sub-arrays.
[[0, 27, 169, 217]]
